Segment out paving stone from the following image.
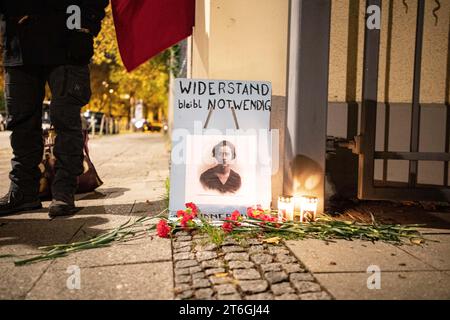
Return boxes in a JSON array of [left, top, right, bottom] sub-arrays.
[[176, 260, 198, 269], [28, 262, 174, 300], [232, 268, 261, 280], [246, 239, 263, 245], [192, 272, 206, 280], [0, 260, 52, 299], [210, 276, 233, 285], [174, 246, 191, 253], [268, 247, 290, 255], [193, 279, 211, 289], [292, 281, 322, 294], [397, 234, 450, 270], [222, 246, 246, 253], [245, 292, 274, 300], [175, 231, 191, 237], [290, 273, 314, 282], [238, 280, 269, 294], [218, 294, 242, 300], [299, 292, 332, 300], [177, 236, 193, 242], [51, 229, 171, 269], [173, 242, 192, 250], [178, 290, 194, 300], [286, 239, 434, 273], [205, 268, 226, 276], [251, 253, 273, 264], [283, 264, 306, 274], [189, 266, 203, 274], [192, 234, 208, 240], [225, 252, 250, 261], [249, 245, 265, 254], [265, 271, 288, 284], [175, 268, 190, 276], [201, 259, 226, 269], [275, 293, 299, 300], [229, 261, 255, 269], [215, 284, 238, 295], [315, 271, 450, 300], [222, 238, 240, 246], [173, 252, 195, 261], [195, 244, 218, 252], [271, 282, 296, 295], [195, 288, 214, 300], [276, 254, 297, 264], [196, 251, 218, 262], [174, 284, 191, 293], [261, 263, 283, 273], [175, 275, 191, 284]]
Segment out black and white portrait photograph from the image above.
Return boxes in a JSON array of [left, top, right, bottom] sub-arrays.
[[199, 140, 242, 194], [185, 135, 258, 207]]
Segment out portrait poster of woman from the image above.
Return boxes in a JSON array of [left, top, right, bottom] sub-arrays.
[[185, 135, 258, 211]]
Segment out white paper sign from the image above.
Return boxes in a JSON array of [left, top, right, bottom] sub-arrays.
[[169, 78, 273, 219]]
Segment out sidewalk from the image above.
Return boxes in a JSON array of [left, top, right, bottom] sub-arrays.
[[0, 133, 173, 299], [0, 132, 449, 300]]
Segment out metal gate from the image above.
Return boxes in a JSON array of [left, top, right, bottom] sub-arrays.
[[357, 0, 450, 202]]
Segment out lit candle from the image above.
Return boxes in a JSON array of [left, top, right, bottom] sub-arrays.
[[299, 196, 319, 222], [277, 196, 294, 222]]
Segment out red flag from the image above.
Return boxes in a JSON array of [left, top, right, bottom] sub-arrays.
[[111, 0, 195, 72]]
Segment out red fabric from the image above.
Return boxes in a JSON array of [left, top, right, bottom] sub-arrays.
[[111, 0, 195, 71]]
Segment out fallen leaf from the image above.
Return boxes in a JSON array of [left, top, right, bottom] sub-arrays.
[[410, 238, 424, 245], [214, 273, 229, 278], [263, 237, 281, 245]]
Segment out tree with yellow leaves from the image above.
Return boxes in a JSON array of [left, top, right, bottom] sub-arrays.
[[89, 5, 174, 122]]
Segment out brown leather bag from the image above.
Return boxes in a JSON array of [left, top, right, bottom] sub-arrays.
[[39, 129, 103, 197]]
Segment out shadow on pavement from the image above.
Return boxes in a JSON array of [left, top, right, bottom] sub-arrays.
[[0, 216, 110, 251], [0, 199, 167, 252], [76, 188, 130, 200]]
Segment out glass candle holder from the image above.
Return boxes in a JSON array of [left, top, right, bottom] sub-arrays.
[[299, 196, 318, 222], [278, 196, 294, 222]]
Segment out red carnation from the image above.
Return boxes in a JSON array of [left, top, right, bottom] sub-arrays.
[[222, 221, 234, 233], [231, 210, 241, 221], [180, 214, 191, 229], [247, 206, 265, 219], [156, 220, 171, 238], [185, 202, 198, 213], [177, 210, 186, 218], [180, 212, 197, 230], [227, 210, 242, 227]]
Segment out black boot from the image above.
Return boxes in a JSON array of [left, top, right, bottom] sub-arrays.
[[48, 193, 79, 218], [0, 191, 42, 216]]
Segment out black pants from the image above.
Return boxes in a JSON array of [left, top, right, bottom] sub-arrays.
[[4, 64, 92, 197]]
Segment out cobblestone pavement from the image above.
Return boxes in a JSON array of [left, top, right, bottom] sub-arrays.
[[172, 232, 333, 300]]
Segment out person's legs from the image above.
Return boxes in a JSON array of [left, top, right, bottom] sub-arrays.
[[47, 64, 91, 217], [0, 66, 46, 215]]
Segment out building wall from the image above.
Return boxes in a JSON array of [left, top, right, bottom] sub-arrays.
[[190, 0, 290, 206], [189, 0, 450, 201], [329, 0, 450, 103], [327, 0, 450, 194], [191, 0, 289, 96]]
